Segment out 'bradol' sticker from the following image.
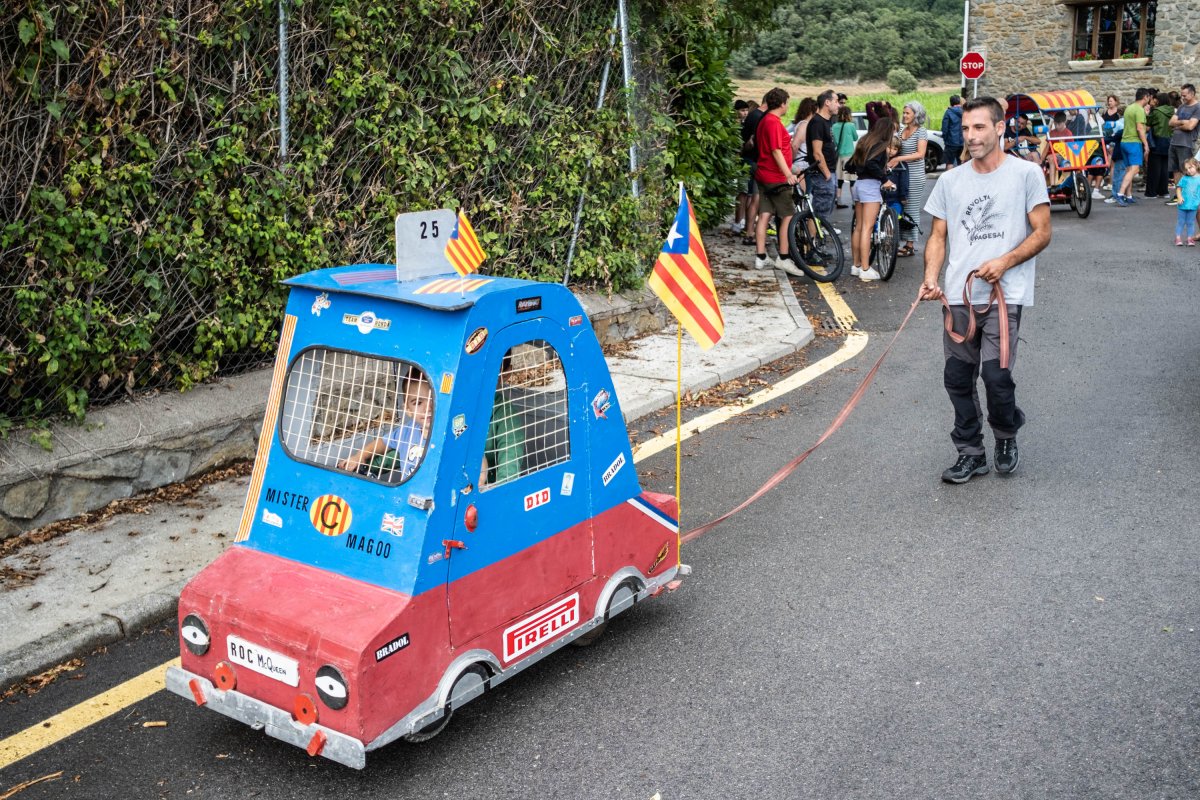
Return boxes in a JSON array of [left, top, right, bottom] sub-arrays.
[[602, 453, 626, 486]]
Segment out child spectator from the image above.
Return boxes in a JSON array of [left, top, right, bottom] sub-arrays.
[[1173, 158, 1200, 246], [338, 369, 433, 481]]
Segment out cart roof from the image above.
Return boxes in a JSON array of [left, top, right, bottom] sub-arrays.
[[284, 264, 545, 312], [1006, 90, 1099, 115]]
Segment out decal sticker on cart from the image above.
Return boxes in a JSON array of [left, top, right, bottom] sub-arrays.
[[524, 487, 551, 511], [503, 593, 580, 662], [311, 292, 331, 317], [452, 414, 468, 438], [516, 296, 542, 313], [648, 541, 670, 575], [569, 315, 584, 327], [440, 372, 454, 394], [344, 533, 392, 559], [342, 310, 391, 334], [261, 509, 283, 528], [415, 277, 493, 295], [465, 327, 488, 354], [602, 453, 626, 486], [591, 389, 611, 419], [227, 634, 299, 687], [626, 496, 679, 533], [374, 632, 411, 663], [310, 494, 353, 536], [561, 472, 575, 497], [264, 486, 310, 511], [380, 513, 405, 537]]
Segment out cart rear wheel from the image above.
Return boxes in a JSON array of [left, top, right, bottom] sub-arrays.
[[404, 665, 489, 743], [1073, 174, 1092, 218], [573, 581, 639, 647]]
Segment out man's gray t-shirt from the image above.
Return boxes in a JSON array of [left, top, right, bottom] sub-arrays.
[[1170, 102, 1199, 148], [925, 155, 1050, 307]]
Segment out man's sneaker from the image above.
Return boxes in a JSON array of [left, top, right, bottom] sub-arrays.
[[776, 256, 804, 277], [766, 225, 777, 237], [1165, 198, 1181, 206], [731, 221, 745, 234], [850, 265, 862, 277], [753, 254, 769, 270], [859, 267, 881, 282], [1126, 194, 1139, 204], [994, 438, 1019, 474], [1104, 195, 1119, 204], [1115, 196, 1130, 207], [941, 453, 989, 484], [1091, 189, 1105, 199]]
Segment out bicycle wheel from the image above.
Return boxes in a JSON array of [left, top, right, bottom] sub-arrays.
[[787, 212, 844, 282], [873, 206, 900, 281]]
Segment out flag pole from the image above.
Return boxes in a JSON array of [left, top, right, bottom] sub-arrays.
[[675, 323, 683, 559]]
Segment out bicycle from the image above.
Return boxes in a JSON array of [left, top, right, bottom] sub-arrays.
[[851, 201, 900, 281], [785, 183, 845, 282]]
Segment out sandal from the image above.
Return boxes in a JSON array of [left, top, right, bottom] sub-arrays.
[[897, 244, 916, 257]]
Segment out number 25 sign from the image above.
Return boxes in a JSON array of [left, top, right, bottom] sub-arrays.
[[394, 208, 458, 280]]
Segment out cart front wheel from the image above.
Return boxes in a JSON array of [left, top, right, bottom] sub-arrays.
[[404, 665, 489, 743], [1072, 174, 1092, 218]]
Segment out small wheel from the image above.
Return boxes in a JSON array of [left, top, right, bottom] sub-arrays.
[[1072, 174, 1092, 218], [403, 665, 488, 743], [925, 143, 943, 173], [874, 206, 900, 281], [573, 581, 639, 647]]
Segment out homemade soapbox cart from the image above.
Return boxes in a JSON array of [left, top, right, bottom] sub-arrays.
[[165, 210, 686, 768]]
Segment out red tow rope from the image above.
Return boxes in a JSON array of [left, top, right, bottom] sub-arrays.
[[682, 272, 1005, 543]]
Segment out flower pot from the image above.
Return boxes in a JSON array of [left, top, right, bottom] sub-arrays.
[[1067, 60, 1102, 71], [1118, 57, 1149, 67]]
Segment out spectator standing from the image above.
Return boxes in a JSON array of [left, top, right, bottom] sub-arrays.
[[753, 87, 802, 275], [940, 95, 964, 169], [1101, 95, 1125, 202], [892, 101, 929, 257], [1172, 158, 1200, 246], [739, 96, 768, 244], [832, 105, 858, 208], [1146, 91, 1174, 198], [787, 97, 817, 190], [919, 96, 1052, 484], [806, 90, 842, 221], [846, 116, 897, 282], [1166, 84, 1199, 206], [1115, 88, 1151, 207], [732, 100, 751, 235]]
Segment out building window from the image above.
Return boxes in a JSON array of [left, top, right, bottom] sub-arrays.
[[1073, 1, 1155, 61]]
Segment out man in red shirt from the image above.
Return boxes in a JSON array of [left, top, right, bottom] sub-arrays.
[[754, 87, 801, 274]]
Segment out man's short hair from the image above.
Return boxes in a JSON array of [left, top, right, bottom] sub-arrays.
[[763, 87, 789, 111], [1183, 83, 1196, 94], [950, 94, 961, 105], [816, 89, 836, 109], [962, 96, 1005, 125], [734, 99, 749, 111], [1135, 87, 1151, 101]]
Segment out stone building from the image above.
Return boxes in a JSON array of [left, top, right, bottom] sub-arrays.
[[968, 0, 1200, 100]]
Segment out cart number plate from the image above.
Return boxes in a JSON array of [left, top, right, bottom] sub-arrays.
[[226, 634, 300, 687]]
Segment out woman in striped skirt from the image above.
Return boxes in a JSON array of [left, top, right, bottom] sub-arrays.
[[891, 101, 929, 257]]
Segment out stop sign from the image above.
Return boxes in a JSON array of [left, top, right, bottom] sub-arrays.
[[960, 52, 986, 80]]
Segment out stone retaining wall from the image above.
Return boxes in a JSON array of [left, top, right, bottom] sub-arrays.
[[0, 287, 669, 539]]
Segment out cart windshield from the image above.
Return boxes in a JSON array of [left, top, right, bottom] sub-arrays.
[[279, 347, 434, 485]]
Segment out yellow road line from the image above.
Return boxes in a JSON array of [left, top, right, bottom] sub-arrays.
[[815, 281, 858, 330], [0, 657, 180, 771], [1, 282, 867, 771]]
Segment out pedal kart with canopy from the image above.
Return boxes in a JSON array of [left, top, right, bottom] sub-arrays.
[[1005, 90, 1109, 219]]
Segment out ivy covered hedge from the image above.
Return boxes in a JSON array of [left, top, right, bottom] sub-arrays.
[[0, 0, 767, 435]]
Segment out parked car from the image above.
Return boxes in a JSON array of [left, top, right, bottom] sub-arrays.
[[852, 111, 945, 172]]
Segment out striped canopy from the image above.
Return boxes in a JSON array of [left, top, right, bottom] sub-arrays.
[[1007, 90, 1099, 116]]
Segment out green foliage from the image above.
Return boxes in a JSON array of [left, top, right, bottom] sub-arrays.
[[734, 0, 961, 81], [887, 67, 918, 93], [1, 0, 765, 433]]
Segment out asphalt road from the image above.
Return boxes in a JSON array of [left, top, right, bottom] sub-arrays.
[[3, 185, 1199, 799]]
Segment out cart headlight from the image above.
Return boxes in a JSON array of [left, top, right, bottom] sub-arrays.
[[315, 665, 349, 710], [180, 614, 210, 656]]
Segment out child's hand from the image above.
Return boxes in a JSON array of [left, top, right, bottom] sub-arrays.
[[882, 181, 896, 190]]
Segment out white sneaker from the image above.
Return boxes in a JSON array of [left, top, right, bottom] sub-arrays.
[[851, 265, 862, 277], [1091, 189, 1105, 199], [1103, 195, 1118, 204], [753, 255, 769, 270], [731, 221, 745, 234], [859, 267, 882, 282], [833, 227, 842, 235], [776, 256, 804, 277]]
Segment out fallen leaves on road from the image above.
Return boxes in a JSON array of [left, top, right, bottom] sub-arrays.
[[1, 659, 84, 701], [0, 771, 63, 799]]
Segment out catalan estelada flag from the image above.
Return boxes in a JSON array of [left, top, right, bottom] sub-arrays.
[[647, 185, 724, 350], [444, 211, 487, 276]]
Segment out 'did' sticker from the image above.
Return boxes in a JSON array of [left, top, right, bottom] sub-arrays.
[[311, 494, 353, 536]]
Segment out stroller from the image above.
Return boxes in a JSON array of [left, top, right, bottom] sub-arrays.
[[881, 161, 921, 235]]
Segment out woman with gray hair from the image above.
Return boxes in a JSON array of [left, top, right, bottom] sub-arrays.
[[889, 100, 929, 257]]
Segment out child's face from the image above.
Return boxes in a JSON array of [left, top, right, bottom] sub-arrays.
[[1187, 164, 1199, 177], [403, 380, 434, 429]]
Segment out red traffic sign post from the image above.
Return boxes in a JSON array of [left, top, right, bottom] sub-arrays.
[[960, 52, 986, 81]]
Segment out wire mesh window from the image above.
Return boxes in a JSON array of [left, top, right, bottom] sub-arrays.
[[280, 348, 433, 485], [482, 341, 569, 488]]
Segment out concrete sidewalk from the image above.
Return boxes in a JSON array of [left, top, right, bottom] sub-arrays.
[[0, 241, 814, 689]]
